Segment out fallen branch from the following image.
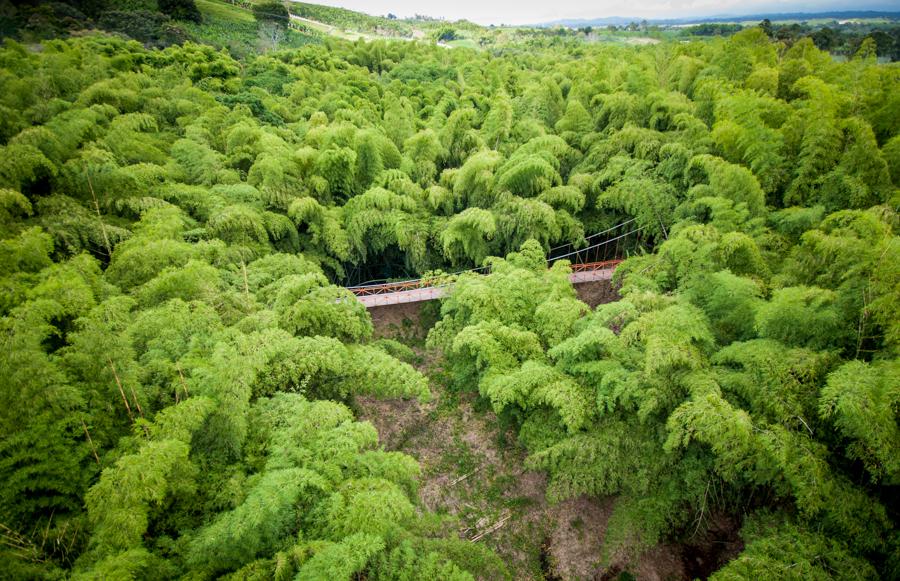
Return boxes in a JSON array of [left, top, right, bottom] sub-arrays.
[[450, 465, 483, 486], [470, 513, 511, 542]]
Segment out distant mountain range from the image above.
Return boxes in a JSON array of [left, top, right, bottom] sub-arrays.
[[535, 10, 900, 28]]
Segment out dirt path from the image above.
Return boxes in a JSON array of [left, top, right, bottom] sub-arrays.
[[355, 347, 687, 580]]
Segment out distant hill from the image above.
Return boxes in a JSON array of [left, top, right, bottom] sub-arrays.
[[537, 10, 900, 28]]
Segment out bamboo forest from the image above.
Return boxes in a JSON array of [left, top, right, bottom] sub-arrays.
[[0, 0, 898, 579]]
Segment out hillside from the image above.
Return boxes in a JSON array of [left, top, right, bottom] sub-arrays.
[[288, 1, 416, 35]]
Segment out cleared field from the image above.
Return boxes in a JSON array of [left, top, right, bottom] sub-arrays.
[[195, 0, 255, 23], [445, 38, 480, 49]]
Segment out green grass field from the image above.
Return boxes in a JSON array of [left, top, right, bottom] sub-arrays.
[[185, 0, 319, 57], [445, 38, 479, 49], [195, 0, 255, 23]]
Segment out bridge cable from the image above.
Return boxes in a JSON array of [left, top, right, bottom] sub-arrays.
[[546, 218, 636, 254], [547, 226, 643, 263]]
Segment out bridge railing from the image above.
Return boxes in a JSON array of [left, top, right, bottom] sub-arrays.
[[347, 277, 449, 296], [567, 259, 624, 273]]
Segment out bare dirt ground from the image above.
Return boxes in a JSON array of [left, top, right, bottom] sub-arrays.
[[355, 346, 690, 580], [367, 301, 436, 340], [625, 37, 661, 46], [574, 280, 620, 309]]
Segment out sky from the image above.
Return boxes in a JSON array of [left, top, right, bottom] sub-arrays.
[[293, 0, 900, 26]]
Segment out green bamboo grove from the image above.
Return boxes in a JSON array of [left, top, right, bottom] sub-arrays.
[[0, 19, 898, 580]]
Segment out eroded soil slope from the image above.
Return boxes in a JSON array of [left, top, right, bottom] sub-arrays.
[[355, 347, 691, 580]]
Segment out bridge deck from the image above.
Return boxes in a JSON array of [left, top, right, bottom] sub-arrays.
[[353, 261, 619, 308]]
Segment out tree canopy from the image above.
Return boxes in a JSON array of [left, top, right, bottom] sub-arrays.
[[0, 12, 898, 580]]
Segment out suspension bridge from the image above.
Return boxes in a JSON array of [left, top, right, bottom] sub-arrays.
[[345, 221, 642, 308]]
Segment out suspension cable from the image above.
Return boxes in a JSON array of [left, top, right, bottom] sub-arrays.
[[547, 226, 643, 263], [546, 217, 636, 254]]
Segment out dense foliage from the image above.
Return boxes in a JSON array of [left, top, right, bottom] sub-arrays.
[[0, 0, 319, 56], [423, 28, 899, 580], [762, 19, 900, 60], [682, 19, 900, 61], [0, 11, 898, 579], [0, 0, 198, 46]]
